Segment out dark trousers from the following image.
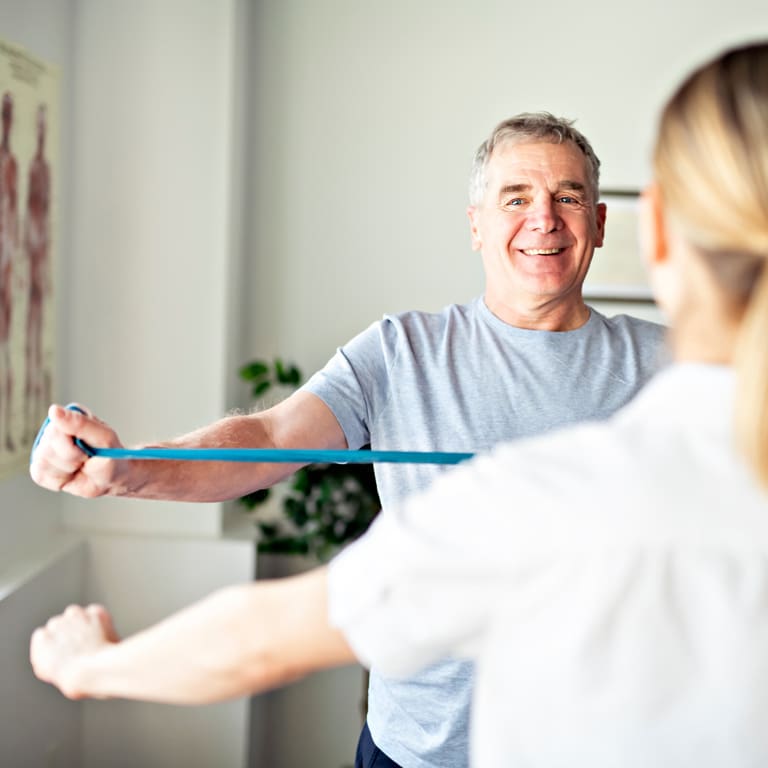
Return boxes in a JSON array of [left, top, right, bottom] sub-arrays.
[[355, 721, 403, 768]]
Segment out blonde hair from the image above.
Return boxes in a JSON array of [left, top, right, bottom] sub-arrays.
[[653, 41, 768, 487]]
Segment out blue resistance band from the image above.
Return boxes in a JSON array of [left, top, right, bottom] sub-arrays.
[[31, 405, 475, 467], [74, 446, 474, 465]]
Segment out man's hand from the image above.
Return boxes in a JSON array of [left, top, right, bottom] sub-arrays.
[[29, 404, 123, 497], [30, 604, 120, 699]]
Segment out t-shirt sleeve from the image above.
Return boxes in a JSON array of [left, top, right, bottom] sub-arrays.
[[300, 319, 395, 450]]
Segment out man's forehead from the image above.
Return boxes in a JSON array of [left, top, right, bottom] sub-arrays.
[[492, 137, 585, 165]]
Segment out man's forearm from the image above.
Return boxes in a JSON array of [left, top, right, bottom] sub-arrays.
[[114, 390, 347, 502], [112, 413, 300, 503], [31, 391, 346, 503]]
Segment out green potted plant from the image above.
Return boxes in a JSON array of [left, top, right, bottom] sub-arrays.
[[238, 357, 381, 562]]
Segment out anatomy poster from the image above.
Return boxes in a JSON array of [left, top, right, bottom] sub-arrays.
[[0, 39, 59, 479]]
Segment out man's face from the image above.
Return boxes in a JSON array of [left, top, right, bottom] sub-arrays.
[[467, 140, 606, 320]]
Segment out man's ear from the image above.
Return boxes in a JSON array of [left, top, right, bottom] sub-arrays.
[[467, 206, 482, 252], [594, 202, 607, 248], [638, 184, 668, 268]]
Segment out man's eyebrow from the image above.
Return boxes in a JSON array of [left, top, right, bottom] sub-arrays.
[[560, 180, 587, 193], [497, 183, 531, 199], [497, 180, 588, 198]]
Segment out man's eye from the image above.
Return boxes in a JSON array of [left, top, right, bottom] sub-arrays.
[[504, 198, 525, 207], [557, 196, 582, 205]]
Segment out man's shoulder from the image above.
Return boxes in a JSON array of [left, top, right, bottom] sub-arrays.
[[589, 308, 667, 340], [378, 299, 479, 338], [383, 299, 476, 324]]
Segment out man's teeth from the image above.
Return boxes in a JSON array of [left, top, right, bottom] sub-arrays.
[[522, 248, 563, 255]]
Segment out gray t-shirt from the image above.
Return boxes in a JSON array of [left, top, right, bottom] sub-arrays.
[[303, 297, 667, 768]]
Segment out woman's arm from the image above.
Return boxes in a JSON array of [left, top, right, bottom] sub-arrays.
[[30, 567, 356, 704]]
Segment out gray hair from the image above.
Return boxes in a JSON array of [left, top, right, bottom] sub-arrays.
[[468, 112, 601, 205]]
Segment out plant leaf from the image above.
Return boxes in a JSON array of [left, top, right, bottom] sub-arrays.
[[239, 361, 269, 380], [253, 380, 271, 397]]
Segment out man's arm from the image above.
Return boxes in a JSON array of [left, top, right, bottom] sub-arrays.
[[29, 390, 347, 502], [30, 567, 357, 704]]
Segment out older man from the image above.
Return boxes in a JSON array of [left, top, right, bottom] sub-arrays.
[[30, 113, 666, 768]]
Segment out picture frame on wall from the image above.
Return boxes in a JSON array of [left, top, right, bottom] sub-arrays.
[[0, 38, 59, 480], [584, 189, 653, 303]]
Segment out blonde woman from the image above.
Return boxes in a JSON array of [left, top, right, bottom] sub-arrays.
[[31, 41, 768, 768]]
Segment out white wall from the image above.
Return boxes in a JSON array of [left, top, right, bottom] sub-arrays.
[[64, 0, 247, 537], [0, 538, 85, 767], [81, 533, 255, 768]]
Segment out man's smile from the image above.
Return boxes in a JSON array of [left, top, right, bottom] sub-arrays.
[[520, 248, 565, 255]]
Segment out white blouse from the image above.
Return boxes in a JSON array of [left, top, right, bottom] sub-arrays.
[[329, 364, 768, 767]]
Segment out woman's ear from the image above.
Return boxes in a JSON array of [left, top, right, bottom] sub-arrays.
[[641, 182, 683, 318], [639, 183, 668, 268]]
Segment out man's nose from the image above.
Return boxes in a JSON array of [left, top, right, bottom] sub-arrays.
[[526, 199, 562, 233]]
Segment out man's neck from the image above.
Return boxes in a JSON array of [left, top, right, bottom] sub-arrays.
[[483, 293, 591, 331]]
